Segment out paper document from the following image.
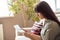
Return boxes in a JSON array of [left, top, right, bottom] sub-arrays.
[[14, 25, 25, 32]]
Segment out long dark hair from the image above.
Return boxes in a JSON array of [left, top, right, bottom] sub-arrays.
[[35, 1, 60, 26]]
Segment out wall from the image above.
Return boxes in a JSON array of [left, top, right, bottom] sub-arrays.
[[0, 13, 33, 40]]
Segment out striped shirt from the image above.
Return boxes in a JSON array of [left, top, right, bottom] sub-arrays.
[[31, 18, 46, 35]]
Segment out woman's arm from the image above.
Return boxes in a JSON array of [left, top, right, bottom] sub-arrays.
[[24, 32, 42, 40]]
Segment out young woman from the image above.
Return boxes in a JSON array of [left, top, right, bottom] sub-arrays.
[[24, 1, 60, 40]]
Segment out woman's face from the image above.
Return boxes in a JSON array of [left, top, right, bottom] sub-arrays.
[[36, 12, 44, 19]]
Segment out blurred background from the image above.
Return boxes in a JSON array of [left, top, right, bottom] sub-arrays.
[[0, 0, 60, 40]]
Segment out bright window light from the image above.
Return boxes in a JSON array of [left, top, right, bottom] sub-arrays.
[[40, 0, 56, 12], [0, 0, 14, 18], [56, 0, 60, 9]]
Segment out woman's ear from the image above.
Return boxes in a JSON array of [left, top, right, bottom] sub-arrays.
[[37, 13, 41, 17], [38, 13, 44, 19], [37, 13, 40, 16]]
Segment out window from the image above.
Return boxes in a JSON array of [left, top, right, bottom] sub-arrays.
[[40, 0, 56, 12], [55, 0, 60, 12], [0, 0, 14, 18]]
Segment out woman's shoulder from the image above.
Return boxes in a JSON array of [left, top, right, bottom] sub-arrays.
[[45, 19, 58, 26], [44, 19, 60, 29]]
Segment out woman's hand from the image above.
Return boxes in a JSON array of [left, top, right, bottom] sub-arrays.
[[24, 32, 41, 40], [24, 32, 32, 38]]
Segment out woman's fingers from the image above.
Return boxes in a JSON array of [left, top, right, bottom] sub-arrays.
[[24, 32, 31, 37], [24, 32, 34, 39]]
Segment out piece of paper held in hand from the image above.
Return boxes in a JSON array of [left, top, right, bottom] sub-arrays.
[[14, 25, 25, 32]]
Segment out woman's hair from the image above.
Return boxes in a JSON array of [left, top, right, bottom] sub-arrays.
[[35, 1, 60, 26]]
